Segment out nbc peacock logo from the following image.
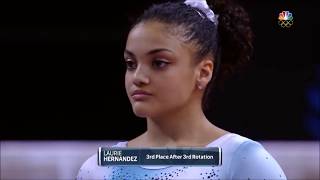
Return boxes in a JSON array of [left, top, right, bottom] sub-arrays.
[[278, 11, 294, 28]]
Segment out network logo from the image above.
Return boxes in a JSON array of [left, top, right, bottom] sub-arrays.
[[278, 11, 294, 28]]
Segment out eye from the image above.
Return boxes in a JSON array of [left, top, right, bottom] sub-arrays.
[[124, 58, 137, 70], [152, 59, 169, 69]]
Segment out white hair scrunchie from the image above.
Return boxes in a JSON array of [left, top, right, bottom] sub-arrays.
[[184, 0, 219, 26]]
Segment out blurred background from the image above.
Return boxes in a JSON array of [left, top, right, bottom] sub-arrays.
[[1, 0, 319, 179]]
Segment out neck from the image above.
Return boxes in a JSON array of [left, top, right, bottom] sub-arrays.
[[145, 97, 217, 147]]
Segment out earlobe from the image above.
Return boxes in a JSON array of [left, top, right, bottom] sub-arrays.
[[196, 81, 203, 90]]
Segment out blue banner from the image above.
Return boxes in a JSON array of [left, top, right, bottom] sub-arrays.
[[98, 147, 221, 166]]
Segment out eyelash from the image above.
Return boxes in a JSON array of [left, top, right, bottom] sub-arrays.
[[124, 58, 170, 70], [152, 59, 170, 69], [124, 58, 137, 70]]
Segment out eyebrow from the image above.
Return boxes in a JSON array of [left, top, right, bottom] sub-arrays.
[[124, 48, 173, 58]]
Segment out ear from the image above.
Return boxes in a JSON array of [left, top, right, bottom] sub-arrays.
[[196, 58, 214, 90]]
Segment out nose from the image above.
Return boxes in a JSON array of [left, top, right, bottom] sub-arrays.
[[133, 64, 150, 86]]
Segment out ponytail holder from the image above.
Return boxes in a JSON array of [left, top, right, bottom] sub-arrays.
[[184, 0, 219, 26]]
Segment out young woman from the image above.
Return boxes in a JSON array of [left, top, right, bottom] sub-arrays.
[[77, 0, 287, 179]]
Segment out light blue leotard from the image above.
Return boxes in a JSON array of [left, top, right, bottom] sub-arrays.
[[76, 133, 286, 179]]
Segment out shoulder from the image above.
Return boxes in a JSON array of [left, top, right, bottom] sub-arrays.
[[76, 153, 100, 179], [211, 133, 255, 151], [76, 142, 127, 179], [112, 141, 128, 147], [127, 132, 147, 147], [226, 135, 287, 179]]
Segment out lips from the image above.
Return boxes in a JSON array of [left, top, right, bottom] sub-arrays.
[[131, 90, 152, 101]]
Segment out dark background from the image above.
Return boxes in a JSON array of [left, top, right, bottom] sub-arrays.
[[1, 0, 319, 140]]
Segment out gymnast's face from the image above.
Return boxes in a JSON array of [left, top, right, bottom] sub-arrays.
[[124, 21, 199, 119]]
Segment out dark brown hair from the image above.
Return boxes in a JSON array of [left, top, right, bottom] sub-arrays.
[[131, 0, 254, 112]]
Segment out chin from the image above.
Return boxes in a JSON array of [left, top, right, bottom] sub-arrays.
[[133, 109, 150, 118], [132, 104, 160, 118], [132, 104, 151, 118]]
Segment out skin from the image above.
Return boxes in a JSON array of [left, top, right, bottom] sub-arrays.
[[124, 21, 228, 148]]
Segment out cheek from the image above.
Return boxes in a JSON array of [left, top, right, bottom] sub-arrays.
[[125, 72, 132, 95], [155, 70, 195, 103]]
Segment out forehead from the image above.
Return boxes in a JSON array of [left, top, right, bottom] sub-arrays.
[[126, 21, 194, 55]]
